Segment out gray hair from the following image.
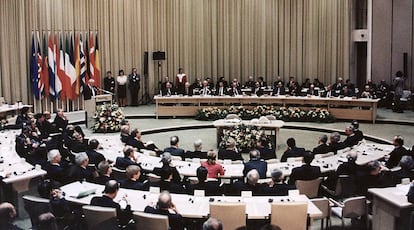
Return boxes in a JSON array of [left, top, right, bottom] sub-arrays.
[[247, 169, 260, 185], [319, 134, 328, 144], [47, 150, 60, 162], [203, 217, 223, 230], [400, 156, 414, 170], [194, 139, 203, 151], [270, 168, 283, 182], [330, 132, 341, 143], [75, 152, 89, 166]]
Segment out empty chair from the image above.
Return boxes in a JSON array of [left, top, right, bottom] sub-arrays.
[[82, 205, 118, 230], [209, 203, 246, 230], [23, 195, 51, 228], [295, 178, 321, 198], [111, 167, 126, 181], [270, 202, 308, 230], [331, 196, 367, 228], [311, 197, 331, 230], [322, 175, 356, 199], [133, 211, 169, 230]]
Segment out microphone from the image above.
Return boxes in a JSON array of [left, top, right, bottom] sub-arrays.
[[96, 87, 115, 96]]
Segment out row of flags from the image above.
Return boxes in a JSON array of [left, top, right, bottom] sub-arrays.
[[30, 32, 101, 100]]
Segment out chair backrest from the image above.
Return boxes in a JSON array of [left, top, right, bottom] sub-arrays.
[[311, 197, 330, 219], [22, 195, 51, 228], [82, 205, 117, 230], [335, 175, 356, 198], [209, 203, 246, 230], [111, 167, 126, 181], [295, 178, 321, 198], [147, 173, 162, 183], [287, 157, 303, 162], [342, 196, 367, 218], [271, 202, 308, 230], [266, 158, 280, 164], [133, 211, 169, 230]]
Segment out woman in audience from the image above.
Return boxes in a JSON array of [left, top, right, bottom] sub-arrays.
[[201, 150, 225, 179]]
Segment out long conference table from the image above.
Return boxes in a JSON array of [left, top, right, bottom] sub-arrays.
[[154, 95, 380, 123], [61, 181, 323, 220], [95, 134, 394, 179]]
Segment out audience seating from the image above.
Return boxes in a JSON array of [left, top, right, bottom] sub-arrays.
[[82, 205, 118, 230], [132, 211, 169, 230], [330, 196, 368, 228], [295, 178, 321, 199], [111, 167, 126, 181], [270, 202, 308, 230], [22, 195, 51, 228], [209, 203, 246, 229], [311, 197, 331, 230], [287, 157, 304, 162], [322, 175, 356, 199]]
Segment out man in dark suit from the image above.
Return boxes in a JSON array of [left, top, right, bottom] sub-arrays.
[[93, 160, 113, 185], [115, 146, 139, 170], [127, 129, 161, 154], [128, 68, 141, 106], [328, 132, 346, 154], [218, 138, 243, 161], [243, 149, 268, 179], [43, 149, 69, 184], [312, 134, 331, 155], [120, 165, 148, 191], [215, 81, 228, 96], [253, 82, 264, 96], [164, 136, 185, 159], [199, 80, 212, 96], [351, 120, 364, 142], [256, 138, 276, 160], [231, 169, 263, 195], [103, 70, 116, 94], [85, 139, 105, 167], [272, 82, 286, 96], [53, 109, 69, 132], [162, 82, 176, 96], [83, 79, 98, 100], [144, 191, 185, 230], [183, 82, 193, 96], [386, 135, 411, 169], [90, 180, 133, 226], [304, 84, 319, 96], [184, 139, 207, 159], [281, 138, 307, 162], [343, 125, 360, 148], [228, 81, 242, 96], [186, 166, 222, 196], [288, 151, 321, 185], [261, 168, 296, 196]]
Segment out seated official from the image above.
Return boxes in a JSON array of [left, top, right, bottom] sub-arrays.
[[262, 168, 296, 196], [90, 180, 133, 227], [186, 166, 222, 196], [252, 82, 264, 96], [70, 132, 88, 153], [342, 125, 359, 148], [93, 160, 113, 185], [215, 81, 228, 96], [156, 167, 186, 194], [144, 191, 185, 230], [386, 135, 410, 169], [351, 120, 364, 142], [183, 82, 193, 96], [35, 113, 52, 139], [184, 139, 208, 159], [202, 218, 223, 230], [391, 156, 414, 185], [272, 82, 286, 96], [322, 84, 336, 97], [303, 84, 319, 96], [328, 132, 346, 154], [115, 146, 139, 170], [355, 160, 391, 196], [199, 80, 212, 96], [280, 137, 307, 162], [120, 125, 131, 144], [218, 138, 243, 161], [230, 169, 263, 196], [243, 149, 268, 179], [153, 152, 182, 183], [0, 202, 22, 230], [67, 152, 96, 183], [85, 139, 106, 167], [201, 150, 225, 179], [323, 152, 360, 190], [255, 138, 276, 160], [162, 82, 176, 96], [53, 109, 69, 132], [120, 165, 148, 191], [244, 76, 255, 90], [163, 136, 185, 159], [288, 152, 321, 185], [339, 85, 355, 97], [228, 81, 242, 96], [127, 129, 161, 154], [312, 134, 331, 155], [43, 149, 69, 184]]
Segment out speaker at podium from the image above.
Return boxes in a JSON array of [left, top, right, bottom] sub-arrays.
[[84, 94, 113, 128]]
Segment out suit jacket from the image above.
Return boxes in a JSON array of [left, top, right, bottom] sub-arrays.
[[386, 146, 410, 169], [218, 148, 243, 161], [126, 137, 146, 150], [261, 183, 296, 196], [258, 147, 276, 160], [120, 179, 148, 191], [199, 87, 211, 96], [83, 85, 98, 100], [184, 150, 207, 159], [273, 87, 286, 95], [115, 156, 139, 170], [312, 144, 331, 155], [281, 147, 306, 162], [93, 175, 112, 185], [163, 147, 185, 159], [228, 87, 242, 96], [343, 134, 359, 148], [90, 195, 132, 226], [53, 116, 68, 132], [43, 163, 68, 183], [215, 86, 228, 96], [144, 206, 184, 230], [288, 165, 321, 185], [86, 149, 106, 167], [162, 88, 176, 96], [243, 160, 268, 179], [354, 130, 364, 142], [186, 180, 223, 196], [329, 142, 346, 154], [230, 181, 264, 196]]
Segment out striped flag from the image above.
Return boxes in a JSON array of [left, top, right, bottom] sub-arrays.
[[74, 33, 80, 97], [56, 33, 67, 99], [79, 33, 88, 93], [65, 34, 77, 99], [30, 33, 40, 100], [89, 33, 100, 87]]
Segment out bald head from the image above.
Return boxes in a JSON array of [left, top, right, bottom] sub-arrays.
[[157, 191, 172, 210]]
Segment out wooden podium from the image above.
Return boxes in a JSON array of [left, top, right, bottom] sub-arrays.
[[84, 94, 113, 128]]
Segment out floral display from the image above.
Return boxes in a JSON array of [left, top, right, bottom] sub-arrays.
[[219, 124, 273, 152], [196, 105, 335, 122], [92, 104, 125, 133]]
